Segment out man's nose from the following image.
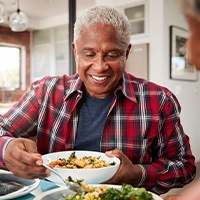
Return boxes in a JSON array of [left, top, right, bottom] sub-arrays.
[[92, 55, 109, 71]]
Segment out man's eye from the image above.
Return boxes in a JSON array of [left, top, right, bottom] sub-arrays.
[[107, 53, 119, 59], [84, 52, 95, 57], [108, 54, 118, 57]]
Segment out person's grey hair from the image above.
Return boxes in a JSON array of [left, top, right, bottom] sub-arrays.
[[73, 5, 131, 50], [177, 0, 200, 18]]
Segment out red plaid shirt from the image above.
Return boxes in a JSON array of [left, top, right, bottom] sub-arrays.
[[0, 72, 196, 194]]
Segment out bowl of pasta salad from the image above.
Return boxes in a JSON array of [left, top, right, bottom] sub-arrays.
[[42, 150, 120, 185]]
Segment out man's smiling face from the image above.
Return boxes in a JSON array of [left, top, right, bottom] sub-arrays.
[[72, 23, 130, 98]]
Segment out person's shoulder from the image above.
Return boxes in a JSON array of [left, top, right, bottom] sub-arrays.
[[30, 74, 81, 98], [125, 72, 173, 97], [146, 79, 172, 95], [32, 74, 79, 86]]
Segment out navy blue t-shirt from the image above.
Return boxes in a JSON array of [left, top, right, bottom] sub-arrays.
[[74, 93, 113, 151]]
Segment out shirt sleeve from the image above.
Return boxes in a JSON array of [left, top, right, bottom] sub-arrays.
[[0, 84, 39, 167], [137, 92, 196, 194], [0, 137, 14, 168]]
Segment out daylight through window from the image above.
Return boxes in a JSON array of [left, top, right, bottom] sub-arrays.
[[0, 45, 21, 89]]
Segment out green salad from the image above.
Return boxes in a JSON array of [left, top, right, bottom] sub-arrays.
[[64, 183, 153, 200]]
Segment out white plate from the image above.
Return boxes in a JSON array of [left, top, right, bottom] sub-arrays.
[[34, 184, 163, 200], [0, 169, 40, 200]]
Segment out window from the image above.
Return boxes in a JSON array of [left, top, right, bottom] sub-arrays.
[[119, 0, 149, 38], [0, 44, 22, 89], [125, 5, 145, 35]]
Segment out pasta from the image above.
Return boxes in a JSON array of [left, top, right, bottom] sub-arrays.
[[48, 152, 116, 169]]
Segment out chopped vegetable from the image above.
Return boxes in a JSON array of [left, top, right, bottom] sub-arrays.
[[49, 152, 116, 169], [63, 183, 153, 200]]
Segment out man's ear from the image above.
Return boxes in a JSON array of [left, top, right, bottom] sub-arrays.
[[72, 43, 76, 56], [126, 44, 132, 60]]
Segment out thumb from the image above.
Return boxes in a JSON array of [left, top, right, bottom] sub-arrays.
[[23, 138, 38, 153], [23, 138, 43, 165]]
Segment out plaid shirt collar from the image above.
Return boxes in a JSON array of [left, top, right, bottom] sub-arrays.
[[63, 72, 137, 103]]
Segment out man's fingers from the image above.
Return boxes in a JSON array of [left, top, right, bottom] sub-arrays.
[[3, 138, 48, 179]]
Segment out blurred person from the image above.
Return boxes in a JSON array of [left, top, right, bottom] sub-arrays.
[[0, 5, 196, 195], [178, 0, 200, 70], [164, 0, 200, 199]]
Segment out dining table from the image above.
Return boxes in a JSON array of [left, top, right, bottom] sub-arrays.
[[0, 169, 164, 200], [9, 179, 59, 200], [0, 165, 89, 200]]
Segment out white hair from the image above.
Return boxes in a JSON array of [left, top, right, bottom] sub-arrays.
[[177, 0, 200, 18], [73, 5, 131, 50]]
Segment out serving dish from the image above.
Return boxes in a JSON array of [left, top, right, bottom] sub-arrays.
[[42, 150, 120, 185], [34, 184, 163, 200], [0, 169, 40, 200]]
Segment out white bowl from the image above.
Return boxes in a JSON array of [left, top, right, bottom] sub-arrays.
[[42, 150, 120, 185]]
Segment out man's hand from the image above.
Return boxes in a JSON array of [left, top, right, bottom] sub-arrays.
[[163, 195, 186, 200], [104, 148, 142, 186], [4, 138, 50, 179]]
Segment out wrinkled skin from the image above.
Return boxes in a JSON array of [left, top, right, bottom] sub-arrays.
[[72, 23, 131, 98]]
